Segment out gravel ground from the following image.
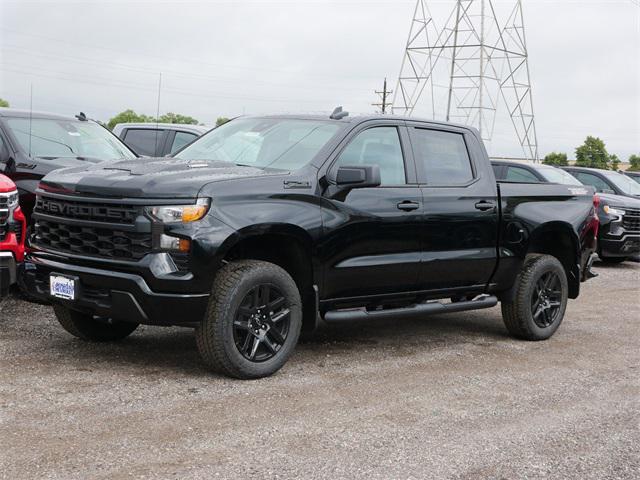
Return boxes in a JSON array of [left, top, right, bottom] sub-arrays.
[[1, 260, 638, 480]]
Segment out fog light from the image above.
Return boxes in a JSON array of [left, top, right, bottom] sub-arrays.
[[160, 234, 191, 252]]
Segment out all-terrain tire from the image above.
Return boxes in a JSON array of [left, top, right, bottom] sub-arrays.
[[53, 305, 139, 342], [501, 254, 568, 341], [195, 260, 302, 379]]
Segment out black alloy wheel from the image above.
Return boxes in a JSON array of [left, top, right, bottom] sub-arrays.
[[531, 271, 562, 328], [233, 284, 291, 362]]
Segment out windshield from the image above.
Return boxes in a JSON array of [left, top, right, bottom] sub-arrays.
[[5, 117, 136, 161], [538, 166, 583, 185], [175, 118, 341, 170], [601, 170, 640, 195]]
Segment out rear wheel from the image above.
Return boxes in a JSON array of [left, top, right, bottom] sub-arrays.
[[195, 260, 302, 379], [501, 254, 568, 341], [53, 305, 139, 342]]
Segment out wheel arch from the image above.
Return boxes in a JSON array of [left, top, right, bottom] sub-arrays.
[[217, 224, 318, 333], [526, 221, 581, 298]]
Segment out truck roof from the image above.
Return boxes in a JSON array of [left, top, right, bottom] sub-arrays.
[[250, 113, 478, 132], [112, 123, 210, 134], [0, 107, 79, 121]]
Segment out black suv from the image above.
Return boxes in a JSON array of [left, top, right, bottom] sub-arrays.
[[23, 114, 598, 379]]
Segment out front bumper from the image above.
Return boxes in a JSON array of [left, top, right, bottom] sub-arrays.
[[0, 251, 17, 295], [21, 253, 210, 325], [599, 234, 640, 258]]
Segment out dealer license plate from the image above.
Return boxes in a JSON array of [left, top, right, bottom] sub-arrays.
[[50, 275, 76, 300]]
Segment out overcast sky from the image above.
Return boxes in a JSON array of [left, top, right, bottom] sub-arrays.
[[0, 0, 638, 159]]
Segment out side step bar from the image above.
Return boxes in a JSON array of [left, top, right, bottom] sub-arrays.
[[323, 294, 498, 323]]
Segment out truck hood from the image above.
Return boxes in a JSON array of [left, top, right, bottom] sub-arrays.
[[597, 192, 640, 208], [40, 157, 282, 198]]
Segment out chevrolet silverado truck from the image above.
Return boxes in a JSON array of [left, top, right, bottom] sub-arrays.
[[22, 113, 599, 379]]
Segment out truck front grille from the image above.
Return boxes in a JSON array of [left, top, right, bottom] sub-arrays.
[[622, 207, 640, 232], [34, 219, 151, 260], [0, 206, 7, 241]]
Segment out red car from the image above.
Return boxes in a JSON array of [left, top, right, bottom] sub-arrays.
[[1, 174, 26, 296]]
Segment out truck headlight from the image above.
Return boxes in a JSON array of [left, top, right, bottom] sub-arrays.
[[6, 192, 18, 208], [146, 198, 210, 224], [603, 205, 625, 217]]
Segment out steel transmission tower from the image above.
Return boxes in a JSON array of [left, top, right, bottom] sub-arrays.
[[392, 0, 538, 160]]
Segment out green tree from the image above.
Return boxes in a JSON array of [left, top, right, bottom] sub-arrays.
[[609, 154, 620, 171], [628, 154, 640, 172], [157, 112, 198, 125], [216, 117, 230, 127], [575, 136, 610, 169], [0, 98, 9, 107], [542, 152, 568, 166], [107, 109, 153, 130]]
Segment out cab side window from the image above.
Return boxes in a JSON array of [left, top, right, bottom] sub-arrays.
[[574, 172, 611, 193], [333, 127, 406, 185], [410, 129, 474, 185], [123, 129, 166, 156], [505, 166, 540, 183], [170, 131, 198, 154]]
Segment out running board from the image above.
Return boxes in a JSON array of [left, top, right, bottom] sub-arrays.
[[323, 294, 498, 323]]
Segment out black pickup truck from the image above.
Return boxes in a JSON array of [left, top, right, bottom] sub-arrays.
[[22, 113, 599, 379]]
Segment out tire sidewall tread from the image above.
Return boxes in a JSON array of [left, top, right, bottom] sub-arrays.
[[501, 254, 569, 341], [195, 260, 302, 379]]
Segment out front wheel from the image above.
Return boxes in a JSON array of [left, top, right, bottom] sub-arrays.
[[53, 305, 139, 342], [501, 254, 568, 341], [195, 260, 302, 379]]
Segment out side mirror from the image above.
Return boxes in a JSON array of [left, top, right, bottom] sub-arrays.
[[335, 165, 381, 189]]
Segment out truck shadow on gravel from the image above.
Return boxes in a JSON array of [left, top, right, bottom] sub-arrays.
[[43, 309, 510, 378]]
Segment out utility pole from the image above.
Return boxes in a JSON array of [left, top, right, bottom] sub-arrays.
[[372, 78, 393, 114]]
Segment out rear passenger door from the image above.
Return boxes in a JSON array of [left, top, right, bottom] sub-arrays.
[[407, 124, 499, 291]]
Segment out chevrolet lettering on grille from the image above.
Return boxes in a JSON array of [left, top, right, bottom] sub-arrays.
[[38, 198, 137, 223]]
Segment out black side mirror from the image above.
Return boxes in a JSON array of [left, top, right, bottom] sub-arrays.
[[335, 165, 381, 189]]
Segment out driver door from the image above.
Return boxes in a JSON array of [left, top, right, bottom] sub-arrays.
[[319, 123, 423, 300]]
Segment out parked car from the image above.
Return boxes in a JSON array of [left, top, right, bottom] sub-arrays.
[[559, 167, 640, 263], [562, 166, 640, 199], [112, 123, 209, 157], [0, 174, 26, 296], [624, 170, 640, 184], [0, 108, 137, 221], [23, 113, 598, 379], [491, 159, 583, 185]]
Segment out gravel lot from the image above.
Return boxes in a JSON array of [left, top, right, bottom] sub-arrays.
[[1, 260, 638, 480]]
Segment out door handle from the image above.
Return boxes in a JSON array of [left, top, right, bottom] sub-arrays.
[[397, 201, 420, 211], [474, 200, 495, 212]]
